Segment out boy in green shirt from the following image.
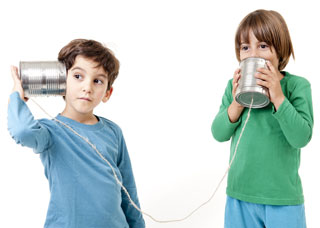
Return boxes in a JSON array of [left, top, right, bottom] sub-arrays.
[[211, 9, 313, 228]]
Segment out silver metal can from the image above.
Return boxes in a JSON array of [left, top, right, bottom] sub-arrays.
[[19, 61, 66, 97], [235, 57, 270, 108]]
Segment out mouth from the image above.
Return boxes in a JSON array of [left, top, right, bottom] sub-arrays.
[[78, 97, 92, 102]]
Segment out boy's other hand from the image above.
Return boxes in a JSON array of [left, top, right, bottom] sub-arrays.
[[227, 68, 244, 123], [11, 66, 28, 102], [255, 61, 285, 111], [231, 68, 243, 107]]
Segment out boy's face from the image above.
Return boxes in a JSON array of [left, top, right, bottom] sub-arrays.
[[63, 55, 112, 119], [239, 30, 279, 70]]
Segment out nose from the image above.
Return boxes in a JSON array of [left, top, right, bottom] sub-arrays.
[[250, 48, 258, 57], [82, 80, 93, 93]]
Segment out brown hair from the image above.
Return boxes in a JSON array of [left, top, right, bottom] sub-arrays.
[[235, 9, 294, 70], [58, 39, 119, 90]]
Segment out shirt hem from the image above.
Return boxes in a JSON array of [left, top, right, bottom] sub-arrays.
[[227, 190, 304, 206]]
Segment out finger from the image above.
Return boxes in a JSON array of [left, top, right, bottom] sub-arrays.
[[266, 61, 277, 74], [232, 68, 241, 96], [233, 79, 241, 96], [256, 67, 271, 75], [234, 81, 239, 92], [256, 78, 270, 88], [233, 67, 240, 76], [255, 72, 269, 81], [11, 66, 20, 81], [232, 78, 240, 95], [234, 74, 241, 84], [234, 68, 241, 75], [233, 70, 241, 82]]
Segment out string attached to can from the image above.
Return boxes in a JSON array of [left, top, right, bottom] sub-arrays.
[[30, 97, 254, 223]]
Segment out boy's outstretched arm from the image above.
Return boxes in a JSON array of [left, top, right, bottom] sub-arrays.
[[8, 66, 51, 153]]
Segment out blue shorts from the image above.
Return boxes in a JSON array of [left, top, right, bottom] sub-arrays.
[[225, 196, 306, 228]]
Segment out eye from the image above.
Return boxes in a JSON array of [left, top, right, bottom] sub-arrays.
[[260, 43, 269, 49], [74, 74, 83, 80], [240, 45, 249, 51], [94, 79, 103, 84]]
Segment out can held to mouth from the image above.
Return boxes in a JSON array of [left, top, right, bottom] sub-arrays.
[[235, 57, 270, 108], [19, 61, 67, 97]]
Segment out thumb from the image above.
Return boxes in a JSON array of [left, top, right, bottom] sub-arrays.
[[11, 66, 20, 82]]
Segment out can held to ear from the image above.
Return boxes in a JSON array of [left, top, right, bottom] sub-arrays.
[[19, 61, 66, 97], [235, 57, 270, 108]]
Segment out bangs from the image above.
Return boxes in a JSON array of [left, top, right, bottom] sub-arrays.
[[58, 39, 120, 90], [236, 12, 274, 47]]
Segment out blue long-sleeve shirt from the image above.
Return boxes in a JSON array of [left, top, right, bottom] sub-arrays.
[[8, 92, 145, 228]]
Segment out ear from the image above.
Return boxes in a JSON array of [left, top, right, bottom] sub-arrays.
[[102, 87, 113, 103]]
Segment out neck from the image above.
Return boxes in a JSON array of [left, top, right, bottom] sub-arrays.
[[61, 109, 98, 125]]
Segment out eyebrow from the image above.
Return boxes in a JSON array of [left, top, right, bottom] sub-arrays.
[[71, 66, 108, 78]]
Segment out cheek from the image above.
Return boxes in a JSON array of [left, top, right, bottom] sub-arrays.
[[239, 52, 248, 61], [96, 88, 108, 99], [267, 48, 280, 66], [66, 83, 75, 95], [65, 77, 73, 90], [65, 82, 78, 99], [266, 56, 280, 69]]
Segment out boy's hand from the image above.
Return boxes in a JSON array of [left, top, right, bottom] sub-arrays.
[[11, 66, 28, 102], [228, 68, 244, 123], [255, 61, 285, 111], [231, 68, 244, 108]]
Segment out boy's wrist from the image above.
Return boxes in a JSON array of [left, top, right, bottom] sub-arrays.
[[228, 101, 244, 123], [11, 88, 28, 102], [273, 95, 285, 111], [231, 100, 244, 110]]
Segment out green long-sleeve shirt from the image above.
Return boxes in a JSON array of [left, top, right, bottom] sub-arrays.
[[211, 71, 313, 205]]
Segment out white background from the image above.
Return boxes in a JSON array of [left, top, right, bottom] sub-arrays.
[[0, 0, 319, 227]]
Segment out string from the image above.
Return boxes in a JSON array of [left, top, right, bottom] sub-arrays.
[[30, 97, 254, 223]]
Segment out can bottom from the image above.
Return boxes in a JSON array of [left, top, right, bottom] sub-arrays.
[[235, 91, 270, 108]]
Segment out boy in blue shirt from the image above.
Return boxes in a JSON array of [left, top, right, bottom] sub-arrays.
[[8, 39, 145, 228]]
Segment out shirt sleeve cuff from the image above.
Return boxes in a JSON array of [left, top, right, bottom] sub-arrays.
[[272, 97, 290, 119], [222, 108, 242, 129], [10, 91, 24, 102]]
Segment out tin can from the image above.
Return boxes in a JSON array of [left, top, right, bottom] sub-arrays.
[[235, 57, 270, 108], [19, 61, 66, 97]]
